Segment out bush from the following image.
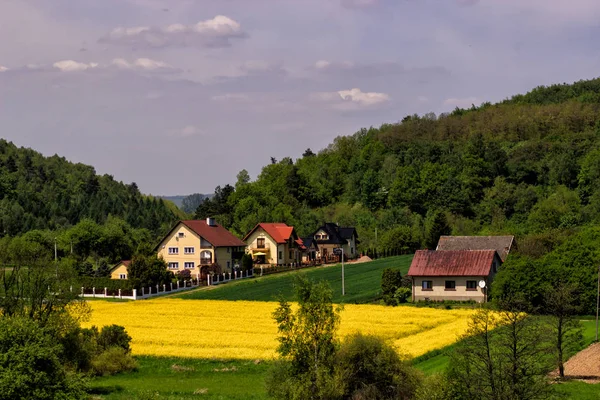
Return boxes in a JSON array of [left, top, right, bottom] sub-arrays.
[[59, 325, 100, 372], [175, 269, 192, 281], [394, 287, 412, 304], [98, 324, 132, 353], [241, 253, 253, 271], [381, 268, 404, 305], [91, 347, 138, 377], [334, 333, 422, 400], [0, 316, 86, 399]]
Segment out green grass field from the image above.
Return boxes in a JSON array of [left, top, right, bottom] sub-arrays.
[[175, 255, 413, 304], [89, 357, 270, 400]]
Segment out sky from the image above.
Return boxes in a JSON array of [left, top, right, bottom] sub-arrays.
[[1, 0, 600, 195]]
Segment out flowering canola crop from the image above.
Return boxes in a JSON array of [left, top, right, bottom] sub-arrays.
[[83, 299, 474, 360]]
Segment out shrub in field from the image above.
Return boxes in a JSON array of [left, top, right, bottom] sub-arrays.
[[394, 287, 412, 304], [381, 268, 404, 305], [98, 324, 132, 353], [60, 325, 100, 372], [91, 346, 138, 376], [334, 333, 422, 400]]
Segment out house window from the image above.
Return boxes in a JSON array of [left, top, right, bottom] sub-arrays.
[[227, 247, 230, 253], [227, 261, 231, 269], [289, 250, 294, 259], [200, 251, 212, 265], [351, 247, 354, 254], [178, 232, 185, 238], [184, 262, 195, 269], [168, 247, 179, 255], [184, 247, 195, 254], [200, 238, 212, 249], [168, 262, 179, 270], [445, 281, 456, 290], [422, 280, 433, 290], [119, 274, 127, 279], [279, 251, 283, 260], [466, 280, 477, 290], [257, 238, 265, 248]]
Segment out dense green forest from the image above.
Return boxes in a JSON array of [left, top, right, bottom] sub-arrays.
[[197, 78, 600, 247], [0, 140, 182, 268]]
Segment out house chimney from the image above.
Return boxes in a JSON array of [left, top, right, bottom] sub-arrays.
[[206, 217, 216, 226]]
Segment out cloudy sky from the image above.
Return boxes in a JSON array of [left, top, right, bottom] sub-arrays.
[[1, 0, 600, 195]]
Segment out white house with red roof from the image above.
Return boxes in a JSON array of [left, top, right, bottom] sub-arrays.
[[407, 249, 502, 303], [243, 223, 302, 265], [156, 218, 246, 278]]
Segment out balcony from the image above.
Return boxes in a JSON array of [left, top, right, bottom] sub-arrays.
[[249, 243, 270, 253]]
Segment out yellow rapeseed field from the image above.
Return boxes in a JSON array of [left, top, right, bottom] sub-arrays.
[[83, 299, 474, 360]]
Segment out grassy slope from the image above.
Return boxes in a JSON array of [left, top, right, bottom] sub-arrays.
[[412, 320, 600, 399], [176, 255, 413, 304]]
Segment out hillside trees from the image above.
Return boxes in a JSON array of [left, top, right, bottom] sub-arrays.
[[0, 140, 179, 236]]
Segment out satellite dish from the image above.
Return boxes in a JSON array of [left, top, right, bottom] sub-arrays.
[[478, 280, 486, 289]]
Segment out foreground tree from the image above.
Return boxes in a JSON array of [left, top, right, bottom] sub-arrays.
[[267, 276, 341, 399], [448, 299, 554, 400], [543, 282, 583, 378]]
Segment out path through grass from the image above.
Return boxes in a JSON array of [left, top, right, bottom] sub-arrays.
[[176, 255, 412, 303]]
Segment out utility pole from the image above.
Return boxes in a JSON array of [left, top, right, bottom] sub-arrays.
[[341, 247, 345, 296], [596, 264, 599, 342], [54, 237, 58, 278]]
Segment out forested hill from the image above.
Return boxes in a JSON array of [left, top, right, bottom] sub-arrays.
[[195, 77, 600, 256], [0, 139, 181, 236]]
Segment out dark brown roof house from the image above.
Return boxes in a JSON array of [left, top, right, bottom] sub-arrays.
[[436, 235, 515, 262]]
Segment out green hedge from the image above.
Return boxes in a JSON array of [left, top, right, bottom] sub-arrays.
[[77, 277, 134, 291]]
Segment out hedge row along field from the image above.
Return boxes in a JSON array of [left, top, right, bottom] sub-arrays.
[[82, 299, 474, 360]]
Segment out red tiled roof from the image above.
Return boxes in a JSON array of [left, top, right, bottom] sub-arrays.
[[243, 223, 294, 244], [181, 220, 245, 247], [407, 250, 498, 277]]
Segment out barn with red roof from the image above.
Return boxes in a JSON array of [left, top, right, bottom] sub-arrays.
[[407, 249, 502, 303]]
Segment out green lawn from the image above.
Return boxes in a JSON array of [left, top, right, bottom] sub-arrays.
[[175, 255, 413, 304], [89, 357, 269, 400]]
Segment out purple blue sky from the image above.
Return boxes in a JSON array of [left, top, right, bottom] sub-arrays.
[[1, 0, 600, 195]]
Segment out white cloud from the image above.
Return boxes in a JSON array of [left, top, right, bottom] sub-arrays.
[[53, 60, 98, 72], [0, 65, 8, 72], [338, 88, 390, 106], [311, 88, 391, 111], [168, 125, 203, 138], [443, 97, 482, 109], [100, 15, 247, 48], [111, 58, 178, 73]]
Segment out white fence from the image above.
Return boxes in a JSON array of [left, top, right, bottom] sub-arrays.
[[79, 269, 254, 300]]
